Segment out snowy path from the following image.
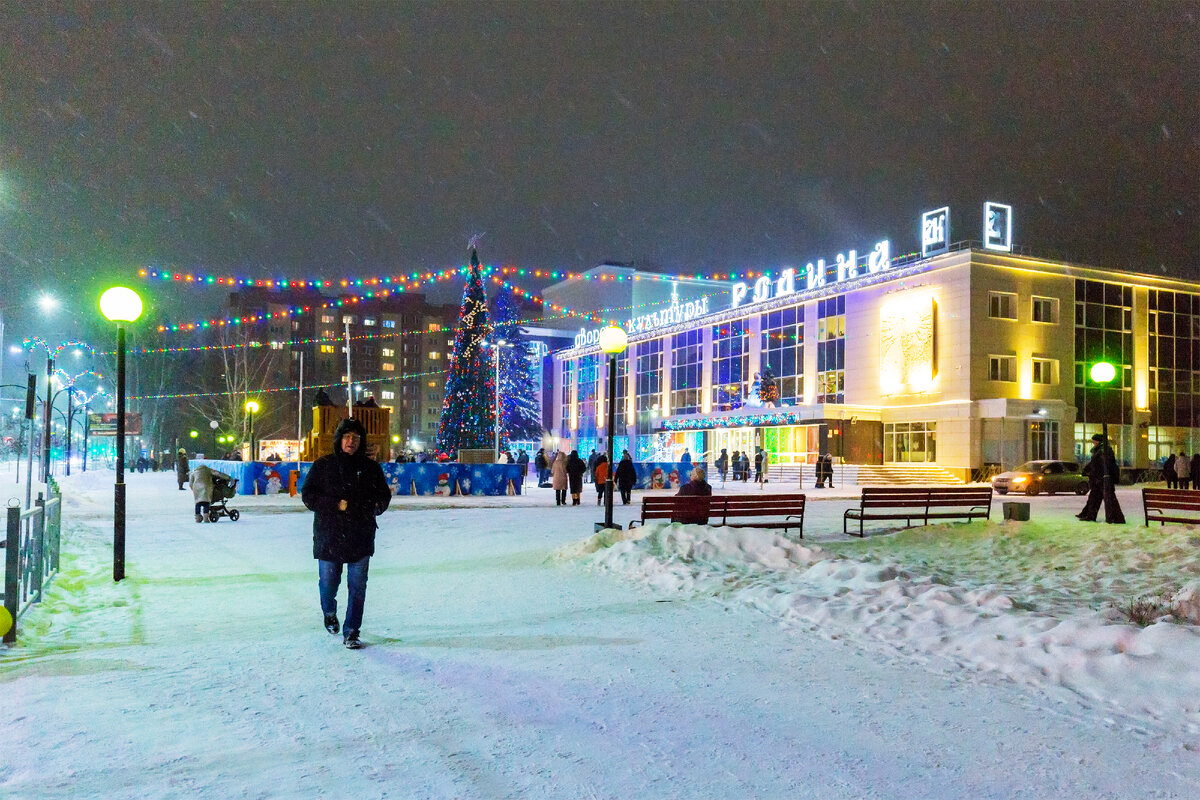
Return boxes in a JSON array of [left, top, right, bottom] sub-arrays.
[[4, 473, 1199, 799]]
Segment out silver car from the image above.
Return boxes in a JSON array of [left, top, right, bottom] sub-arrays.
[[993, 460, 1088, 496]]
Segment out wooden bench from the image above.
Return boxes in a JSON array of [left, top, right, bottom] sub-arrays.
[[843, 486, 992, 537], [630, 494, 807, 537], [1142, 488, 1200, 526]]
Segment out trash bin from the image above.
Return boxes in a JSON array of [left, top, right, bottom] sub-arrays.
[[1002, 501, 1030, 521]]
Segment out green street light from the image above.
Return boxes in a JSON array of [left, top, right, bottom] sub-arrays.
[[1090, 360, 1117, 443], [100, 286, 142, 582], [245, 399, 260, 461], [189, 430, 198, 439]]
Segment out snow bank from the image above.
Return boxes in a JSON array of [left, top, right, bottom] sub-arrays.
[[577, 520, 1200, 736]]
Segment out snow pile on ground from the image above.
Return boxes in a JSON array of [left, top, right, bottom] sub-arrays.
[[576, 518, 1200, 736]]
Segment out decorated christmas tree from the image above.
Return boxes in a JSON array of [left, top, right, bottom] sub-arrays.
[[759, 365, 779, 407], [435, 246, 494, 455], [492, 289, 544, 444]]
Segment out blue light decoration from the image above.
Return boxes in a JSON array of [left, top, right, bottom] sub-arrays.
[[662, 409, 813, 431]]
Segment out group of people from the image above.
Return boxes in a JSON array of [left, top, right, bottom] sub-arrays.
[[1161, 452, 1200, 489], [713, 448, 769, 483], [534, 448, 639, 506]]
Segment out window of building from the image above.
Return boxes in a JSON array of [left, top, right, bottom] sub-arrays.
[[561, 359, 574, 434], [989, 355, 1017, 382], [321, 315, 335, 324], [1075, 279, 1136, 436], [1031, 358, 1056, 385], [428, 323, 440, 332], [342, 315, 355, 324], [670, 329, 704, 415], [1031, 296, 1058, 324], [383, 320, 396, 328], [884, 421, 936, 463], [577, 354, 601, 434], [364, 318, 376, 327], [381, 390, 395, 400], [428, 352, 440, 360], [635, 338, 663, 434], [382, 348, 395, 357], [988, 292, 1017, 320], [1029, 420, 1059, 460], [381, 362, 395, 372], [817, 295, 846, 403], [711, 319, 749, 411], [761, 307, 803, 404], [319, 345, 335, 354]]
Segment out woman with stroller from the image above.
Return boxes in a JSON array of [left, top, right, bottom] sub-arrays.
[[189, 463, 232, 523]]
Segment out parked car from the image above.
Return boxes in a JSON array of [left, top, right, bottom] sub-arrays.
[[992, 460, 1088, 496]]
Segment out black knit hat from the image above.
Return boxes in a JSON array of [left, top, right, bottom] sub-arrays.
[[333, 417, 367, 453]]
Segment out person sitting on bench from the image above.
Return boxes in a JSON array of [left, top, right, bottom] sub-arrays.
[[674, 467, 712, 524]]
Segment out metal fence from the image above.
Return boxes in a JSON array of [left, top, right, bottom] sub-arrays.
[[3, 481, 62, 644]]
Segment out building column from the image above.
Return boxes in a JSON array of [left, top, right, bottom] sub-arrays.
[[803, 300, 819, 405], [701, 323, 713, 414]]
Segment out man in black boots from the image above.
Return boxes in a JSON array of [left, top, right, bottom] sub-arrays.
[[302, 418, 392, 649], [1077, 432, 1125, 524]]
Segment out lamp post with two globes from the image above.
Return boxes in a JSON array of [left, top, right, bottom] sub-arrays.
[[100, 287, 142, 582], [595, 325, 628, 532]]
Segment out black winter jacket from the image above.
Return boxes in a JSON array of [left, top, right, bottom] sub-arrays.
[[303, 446, 391, 563], [615, 457, 637, 490]]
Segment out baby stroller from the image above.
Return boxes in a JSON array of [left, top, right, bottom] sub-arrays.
[[207, 476, 241, 522]]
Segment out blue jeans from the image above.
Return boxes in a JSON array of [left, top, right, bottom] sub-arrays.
[[319, 556, 370, 635]]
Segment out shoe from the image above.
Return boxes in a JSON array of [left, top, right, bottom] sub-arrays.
[[195, 514, 203, 523], [324, 613, 339, 635], [343, 630, 362, 649]]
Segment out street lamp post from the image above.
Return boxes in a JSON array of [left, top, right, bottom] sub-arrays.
[[1090, 360, 1117, 444], [596, 325, 628, 532], [100, 286, 142, 582], [41, 355, 53, 482], [245, 399, 260, 461]]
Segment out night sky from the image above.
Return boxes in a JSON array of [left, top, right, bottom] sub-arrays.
[[1, 0, 1197, 351]]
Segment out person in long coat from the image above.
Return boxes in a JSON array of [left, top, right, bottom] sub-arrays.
[[566, 450, 587, 505], [1177, 451, 1192, 491], [300, 417, 392, 649], [550, 451, 569, 506], [615, 450, 637, 505], [715, 449, 729, 483], [175, 448, 190, 490], [1163, 453, 1178, 489], [740, 451, 751, 482], [189, 463, 231, 522], [1077, 433, 1125, 524]]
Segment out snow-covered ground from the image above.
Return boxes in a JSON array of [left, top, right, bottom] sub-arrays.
[[5, 471, 1200, 798]]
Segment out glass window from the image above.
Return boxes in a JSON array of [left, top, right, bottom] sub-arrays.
[[988, 292, 1017, 320], [989, 355, 1016, 382], [1031, 296, 1058, 323], [635, 338, 664, 435], [884, 421, 937, 463], [670, 329, 704, 415], [712, 319, 749, 411], [1032, 358, 1055, 385], [761, 307, 803, 404]]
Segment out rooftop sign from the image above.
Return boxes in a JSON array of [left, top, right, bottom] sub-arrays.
[[730, 240, 891, 309]]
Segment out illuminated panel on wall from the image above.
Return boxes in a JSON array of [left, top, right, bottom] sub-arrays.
[[983, 202, 1013, 252], [879, 294, 938, 395]]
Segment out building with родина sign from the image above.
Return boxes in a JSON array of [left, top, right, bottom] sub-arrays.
[[545, 209, 1200, 481]]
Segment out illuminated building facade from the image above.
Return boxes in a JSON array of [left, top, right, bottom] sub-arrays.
[[549, 209, 1200, 480]]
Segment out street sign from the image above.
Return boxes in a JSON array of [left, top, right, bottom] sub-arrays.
[[88, 412, 142, 436]]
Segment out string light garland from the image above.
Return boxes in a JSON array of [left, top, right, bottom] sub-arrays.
[[128, 368, 450, 402]]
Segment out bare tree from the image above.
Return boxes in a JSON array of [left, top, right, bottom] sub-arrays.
[[186, 326, 291, 446]]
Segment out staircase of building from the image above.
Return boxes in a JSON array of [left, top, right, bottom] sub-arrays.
[[729, 463, 964, 487]]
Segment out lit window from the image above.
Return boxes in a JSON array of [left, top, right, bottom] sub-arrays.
[[382, 348, 395, 357], [383, 320, 396, 328], [321, 315, 335, 323], [381, 362, 395, 372], [1032, 358, 1056, 385], [989, 355, 1017, 382], [428, 323, 440, 331], [342, 315, 354, 324], [428, 352, 440, 360], [1032, 296, 1058, 324], [988, 292, 1017, 320], [381, 390, 395, 400], [319, 345, 335, 354], [364, 318, 376, 326]]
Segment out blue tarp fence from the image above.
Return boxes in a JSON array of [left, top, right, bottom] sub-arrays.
[[194, 460, 701, 496]]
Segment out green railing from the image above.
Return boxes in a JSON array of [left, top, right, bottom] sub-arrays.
[[3, 480, 62, 645]]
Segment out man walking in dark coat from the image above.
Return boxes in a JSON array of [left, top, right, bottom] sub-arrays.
[[615, 450, 637, 505], [1077, 433, 1125, 524], [301, 418, 392, 649]]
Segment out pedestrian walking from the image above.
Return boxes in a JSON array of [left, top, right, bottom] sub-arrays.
[[1163, 453, 1177, 489], [730, 450, 741, 481], [753, 448, 764, 484], [300, 418, 392, 650], [175, 448, 190, 490], [615, 450, 637, 505], [1076, 433, 1125, 524], [680, 448, 692, 468], [550, 451, 568, 505], [566, 450, 587, 505], [534, 448, 550, 486], [715, 448, 729, 483], [593, 454, 609, 505], [1176, 451, 1191, 490], [189, 463, 232, 523], [586, 448, 600, 484]]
